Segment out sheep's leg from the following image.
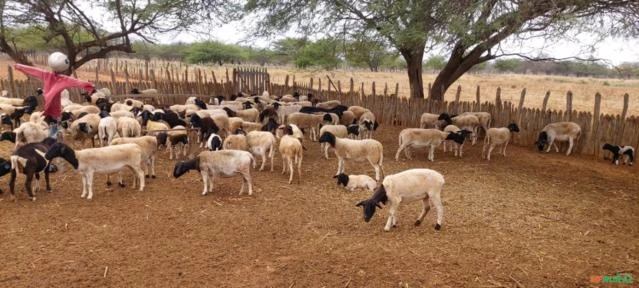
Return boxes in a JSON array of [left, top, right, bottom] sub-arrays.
[[337, 158, 345, 176], [281, 156, 287, 174], [384, 202, 399, 231], [296, 153, 302, 184], [86, 172, 94, 200], [33, 173, 40, 194], [243, 169, 253, 195], [502, 141, 509, 156], [487, 145, 495, 161], [9, 170, 17, 201], [200, 170, 209, 196], [394, 144, 407, 161], [430, 193, 444, 230], [414, 198, 431, 226], [259, 153, 267, 171], [287, 158, 294, 184], [207, 174, 214, 193], [134, 165, 145, 191], [269, 145, 275, 172], [80, 174, 88, 198], [458, 143, 463, 157], [372, 163, 381, 182], [428, 145, 435, 162], [118, 170, 126, 187], [323, 143, 330, 160], [45, 169, 51, 192], [150, 156, 156, 178], [404, 146, 412, 160], [25, 172, 35, 201], [566, 137, 574, 156], [169, 142, 174, 160]]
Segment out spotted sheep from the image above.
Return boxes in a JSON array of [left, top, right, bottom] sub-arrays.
[[173, 150, 255, 196], [602, 144, 634, 166], [535, 121, 581, 156], [356, 168, 445, 232]]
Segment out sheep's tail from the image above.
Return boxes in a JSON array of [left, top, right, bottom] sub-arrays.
[[99, 124, 108, 142]]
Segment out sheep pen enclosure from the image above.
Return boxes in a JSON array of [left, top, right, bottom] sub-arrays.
[[1, 124, 637, 287]]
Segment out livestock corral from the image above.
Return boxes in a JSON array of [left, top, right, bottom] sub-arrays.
[[0, 87, 638, 288]]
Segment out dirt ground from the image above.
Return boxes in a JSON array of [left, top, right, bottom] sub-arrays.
[[0, 126, 637, 287]]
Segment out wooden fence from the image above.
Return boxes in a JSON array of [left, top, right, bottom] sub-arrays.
[[2, 64, 637, 160]]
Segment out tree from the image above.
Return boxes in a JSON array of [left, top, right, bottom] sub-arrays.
[[345, 33, 395, 72], [272, 37, 308, 64], [243, 0, 639, 99], [295, 38, 341, 70], [0, 0, 227, 74], [494, 59, 522, 73], [185, 41, 243, 65]]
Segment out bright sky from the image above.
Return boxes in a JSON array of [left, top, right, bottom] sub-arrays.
[[156, 21, 639, 66]]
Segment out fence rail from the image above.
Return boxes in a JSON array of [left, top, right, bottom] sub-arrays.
[[1, 64, 636, 160]]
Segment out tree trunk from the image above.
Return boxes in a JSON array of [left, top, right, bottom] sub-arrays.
[[430, 43, 491, 101], [400, 47, 425, 99]]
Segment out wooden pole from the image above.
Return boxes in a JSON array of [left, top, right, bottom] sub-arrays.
[[566, 90, 573, 121], [592, 92, 602, 159], [542, 90, 551, 112], [518, 88, 526, 124], [7, 65, 16, 98]]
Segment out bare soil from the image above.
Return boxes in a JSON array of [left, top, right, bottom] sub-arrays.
[[0, 126, 637, 287]]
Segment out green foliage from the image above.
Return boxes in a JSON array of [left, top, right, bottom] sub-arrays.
[[294, 38, 341, 70], [423, 56, 446, 71], [184, 41, 244, 65], [345, 34, 396, 72], [2, 25, 96, 51], [272, 37, 308, 63], [494, 59, 522, 72]]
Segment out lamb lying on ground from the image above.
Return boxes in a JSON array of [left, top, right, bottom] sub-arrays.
[[334, 173, 376, 192]]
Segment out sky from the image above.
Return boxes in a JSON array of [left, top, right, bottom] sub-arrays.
[[155, 21, 639, 66], [85, 1, 638, 67]]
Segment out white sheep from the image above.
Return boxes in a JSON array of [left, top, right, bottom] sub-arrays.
[[482, 123, 520, 161], [44, 143, 145, 200], [333, 173, 376, 192], [98, 115, 118, 147], [356, 168, 445, 231], [318, 131, 384, 181], [278, 126, 304, 184], [286, 112, 323, 141], [535, 121, 581, 156], [419, 112, 440, 129], [318, 124, 348, 159], [395, 128, 466, 161], [111, 135, 158, 180], [316, 100, 342, 110], [246, 131, 276, 171], [12, 121, 49, 148], [173, 150, 255, 196], [117, 117, 142, 138], [223, 132, 248, 151]]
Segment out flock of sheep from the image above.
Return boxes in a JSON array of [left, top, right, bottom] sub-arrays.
[[0, 88, 634, 232]]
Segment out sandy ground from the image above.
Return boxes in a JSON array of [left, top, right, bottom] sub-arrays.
[[0, 125, 637, 287]]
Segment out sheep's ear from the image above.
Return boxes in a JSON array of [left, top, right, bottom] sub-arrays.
[[332, 175, 338, 178], [376, 204, 383, 209], [355, 201, 365, 207]]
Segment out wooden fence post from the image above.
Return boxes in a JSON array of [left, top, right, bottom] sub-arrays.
[[427, 83, 431, 99], [592, 92, 602, 159], [518, 88, 526, 124], [454, 85, 461, 114], [372, 82, 376, 97], [617, 93, 629, 144], [495, 87, 502, 109], [7, 65, 16, 98], [542, 91, 551, 112], [566, 91, 573, 120]]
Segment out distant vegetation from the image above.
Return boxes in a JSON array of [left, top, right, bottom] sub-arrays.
[[127, 39, 639, 79]]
